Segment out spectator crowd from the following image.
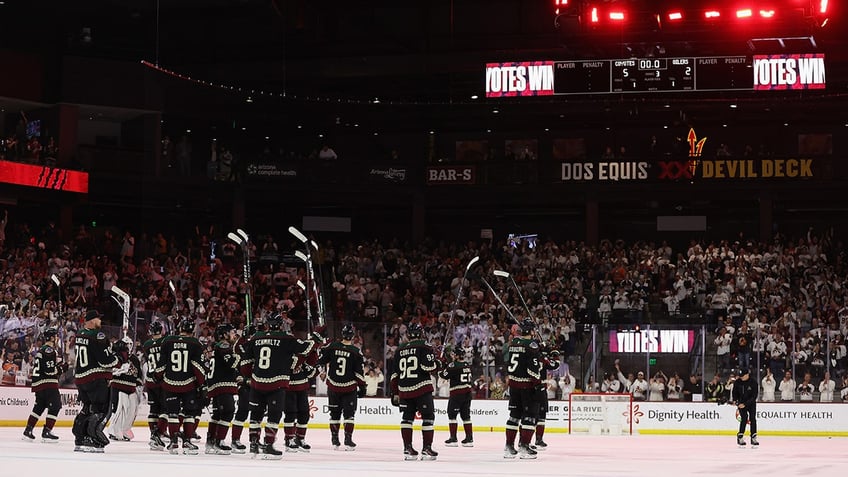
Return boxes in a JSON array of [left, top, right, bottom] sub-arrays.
[[2, 208, 848, 403]]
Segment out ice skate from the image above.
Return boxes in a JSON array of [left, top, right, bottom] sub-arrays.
[[503, 443, 518, 459], [737, 435, 746, 448], [149, 433, 166, 451], [331, 434, 341, 450], [230, 439, 246, 454], [168, 439, 180, 455], [214, 441, 232, 455], [750, 435, 759, 448], [420, 446, 438, 461], [285, 438, 300, 453], [461, 437, 474, 447], [518, 443, 538, 459], [259, 442, 283, 460], [444, 437, 458, 447], [344, 435, 357, 451], [294, 437, 311, 453], [534, 439, 548, 451], [41, 428, 59, 443], [22, 427, 35, 442], [403, 445, 419, 461], [182, 439, 199, 455]]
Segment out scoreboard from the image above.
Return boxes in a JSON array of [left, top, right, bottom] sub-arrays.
[[485, 54, 825, 97]]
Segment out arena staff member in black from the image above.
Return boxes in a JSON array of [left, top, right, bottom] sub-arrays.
[[731, 368, 759, 447]]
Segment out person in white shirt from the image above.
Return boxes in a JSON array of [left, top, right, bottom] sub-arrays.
[[314, 368, 328, 396], [648, 372, 666, 401], [797, 373, 815, 401], [714, 327, 732, 372], [840, 375, 848, 402], [364, 367, 384, 397], [629, 371, 649, 401], [666, 373, 682, 401], [558, 373, 576, 400], [778, 371, 796, 402], [601, 373, 622, 393], [819, 371, 836, 402], [761, 368, 776, 402]]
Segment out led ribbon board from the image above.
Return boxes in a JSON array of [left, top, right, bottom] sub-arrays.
[[0, 160, 89, 193]]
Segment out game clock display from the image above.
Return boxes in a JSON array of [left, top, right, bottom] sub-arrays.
[[610, 58, 694, 92]]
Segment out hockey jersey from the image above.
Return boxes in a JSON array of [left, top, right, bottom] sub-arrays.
[[74, 328, 120, 386], [143, 336, 164, 390], [155, 334, 206, 393], [206, 340, 240, 397], [438, 359, 473, 397], [110, 355, 143, 394], [318, 341, 365, 393], [240, 330, 315, 391], [31, 344, 60, 393], [390, 339, 439, 399], [506, 337, 541, 389]]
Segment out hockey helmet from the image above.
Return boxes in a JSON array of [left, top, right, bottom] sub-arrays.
[[149, 320, 164, 336], [341, 323, 356, 340], [407, 322, 423, 340], [520, 317, 536, 335], [266, 313, 284, 330], [179, 318, 195, 335], [42, 327, 58, 342], [112, 339, 129, 353], [215, 323, 235, 341]]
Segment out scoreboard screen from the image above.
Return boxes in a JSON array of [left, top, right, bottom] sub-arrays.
[[485, 54, 825, 97]]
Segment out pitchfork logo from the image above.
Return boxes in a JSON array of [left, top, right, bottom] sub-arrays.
[[308, 399, 319, 419], [658, 128, 706, 180]]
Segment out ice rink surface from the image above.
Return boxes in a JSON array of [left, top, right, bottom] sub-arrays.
[[1, 426, 844, 477]]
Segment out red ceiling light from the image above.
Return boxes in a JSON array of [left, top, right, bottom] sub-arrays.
[[609, 11, 625, 20], [819, 0, 828, 13], [736, 8, 753, 17], [759, 9, 775, 17], [591, 6, 599, 22], [668, 11, 683, 20], [704, 10, 721, 18]]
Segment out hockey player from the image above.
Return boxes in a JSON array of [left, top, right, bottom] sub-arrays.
[[440, 346, 474, 447], [143, 321, 168, 450], [504, 318, 541, 459], [390, 322, 440, 461], [155, 319, 206, 455], [283, 322, 322, 453], [106, 338, 143, 441], [240, 313, 316, 459], [205, 323, 240, 455], [535, 344, 561, 450], [318, 323, 366, 450], [73, 309, 121, 453], [24, 327, 62, 443], [229, 322, 259, 453], [731, 368, 759, 447]]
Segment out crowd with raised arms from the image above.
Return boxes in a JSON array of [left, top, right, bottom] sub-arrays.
[[1, 209, 848, 404]]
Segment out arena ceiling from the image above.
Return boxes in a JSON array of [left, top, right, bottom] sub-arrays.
[[1, 0, 847, 132]]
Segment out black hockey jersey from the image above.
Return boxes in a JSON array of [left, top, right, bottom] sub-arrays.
[[390, 339, 439, 399], [438, 359, 473, 397], [506, 337, 541, 390], [31, 344, 60, 392], [207, 340, 240, 397], [318, 341, 365, 393], [143, 336, 164, 389], [155, 335, 206, 393], [74, 328, 120, 386], [240, 330, 315, 391]]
